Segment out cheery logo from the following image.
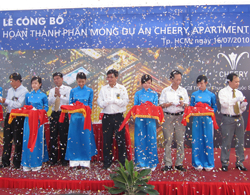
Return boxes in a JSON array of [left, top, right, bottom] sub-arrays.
[[217, 52, 249, 70]]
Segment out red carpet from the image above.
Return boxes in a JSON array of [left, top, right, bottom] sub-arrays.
[[0, 148, 250, 195]]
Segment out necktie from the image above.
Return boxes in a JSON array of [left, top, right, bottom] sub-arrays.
[[233, 89, 240, 115], [54, 96, 60, 112]]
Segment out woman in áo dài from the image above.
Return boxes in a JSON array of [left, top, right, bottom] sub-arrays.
[[65, 72, 97, 169], [134, 74, 159, 171], [22, 76, 49, 172], [191, 75, 217, 171]]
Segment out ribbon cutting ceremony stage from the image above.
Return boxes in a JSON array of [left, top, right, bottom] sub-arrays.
[[0, 124, 249, 195]]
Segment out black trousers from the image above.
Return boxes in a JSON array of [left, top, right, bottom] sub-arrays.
[[49, 111, 69, 163], [102, 113, 126, 166], [2, 113, 24, 167]]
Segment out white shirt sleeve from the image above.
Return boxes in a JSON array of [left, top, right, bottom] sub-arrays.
[[97, 86, 108, 108], [159, 88, 166, 105], [5, 88, 27, 109], [48, 88, 56, 107]]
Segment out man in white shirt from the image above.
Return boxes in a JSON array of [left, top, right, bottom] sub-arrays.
[[97, 69, 129, 169], [159, 70, 189, 172], [218, 73, 248, 172], [0, 73, 28, 169], [48, 72, 72, 166]]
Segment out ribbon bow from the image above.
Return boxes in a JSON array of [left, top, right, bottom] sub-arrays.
[[181, 102, 219, 130], [59, 101, 92, 131], [8, 105, 48, 152], [118, 101, 165, 131]]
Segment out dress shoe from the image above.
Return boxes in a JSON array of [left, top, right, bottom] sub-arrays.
[[120, 162, 125, 167], [102, 164, 111, 170], [175, 165, 186, 172], [81, 166, 90, 170], [0, 164, 9, 168], [222, 166, 228, 172], [48, 161, 57, 166], [161, 166, 172, 171], [14, 164, 21, 169], [236, 165, 247, 171], [69, 167, 77, 170], [61, 160, 68, 167]]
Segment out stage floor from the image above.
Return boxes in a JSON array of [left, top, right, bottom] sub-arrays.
[[0, 148, 250, 195]]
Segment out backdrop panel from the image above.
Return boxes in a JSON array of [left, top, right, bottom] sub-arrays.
[[1, 5, 250, 147]]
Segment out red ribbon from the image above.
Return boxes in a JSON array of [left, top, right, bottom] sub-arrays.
[[0, 105, 3, 121], [59, 101, 92, 131], [181, 102, 219, 130], [118, 101, 165, 132], [245, 104, 250, 131], [9, 105, 48, 152]]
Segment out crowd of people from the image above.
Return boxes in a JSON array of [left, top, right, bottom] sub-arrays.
[[0, 69, 248, 173]]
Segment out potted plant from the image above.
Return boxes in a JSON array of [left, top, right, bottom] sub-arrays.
[[104, 159, 159, 195]]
